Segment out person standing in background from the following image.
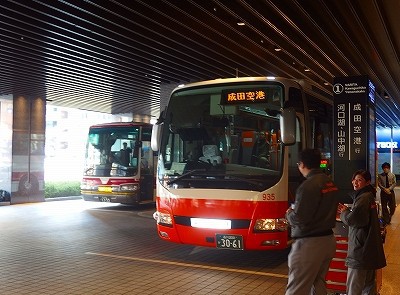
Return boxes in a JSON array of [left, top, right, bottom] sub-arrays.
[[120, 142, 132, 167], [377, 162, 396, 224], [285, 149, 339, 295], [338, 170, 386, 295]]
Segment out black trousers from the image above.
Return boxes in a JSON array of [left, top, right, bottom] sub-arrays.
[[381, 191, 396, 224]]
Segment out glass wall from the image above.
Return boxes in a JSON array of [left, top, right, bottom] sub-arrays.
[[0, 95, 13, 202], [376, 127, 400, 177]]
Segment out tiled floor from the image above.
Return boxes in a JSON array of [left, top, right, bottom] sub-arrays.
[[0, 199, 289, 295], [379, 188, 400, 295], [0, 190, 398, 295]]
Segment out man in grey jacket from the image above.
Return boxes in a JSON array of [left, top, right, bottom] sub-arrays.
[[285, 149, 339, 295]]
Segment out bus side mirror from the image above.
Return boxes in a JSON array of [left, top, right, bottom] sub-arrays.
[[280, 107, 296, 145], [151, 123, 162, 151]]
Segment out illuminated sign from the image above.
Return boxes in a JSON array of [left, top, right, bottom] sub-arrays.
[[377, 142, 398, 149], [376, 128, 400, 153], [333, 76, 373, 161], [320, 159, 328, 168], [221, 89, 267, 105], [333, 75, 376, 191], [334, 101, 366, 160]]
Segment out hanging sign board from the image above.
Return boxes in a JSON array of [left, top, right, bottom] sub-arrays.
[[333, 75, 376, 190]]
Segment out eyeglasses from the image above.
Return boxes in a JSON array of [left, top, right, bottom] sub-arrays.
[[352, 177, 366, 183]]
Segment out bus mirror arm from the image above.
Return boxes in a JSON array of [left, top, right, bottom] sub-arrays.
[[151, 122, 163, 151], [280, 107, 296, 145]]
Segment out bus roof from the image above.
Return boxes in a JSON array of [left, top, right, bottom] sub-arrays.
[[89, 121, 153, 129]]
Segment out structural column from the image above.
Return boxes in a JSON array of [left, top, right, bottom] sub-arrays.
[[11, 95, 46, 204]]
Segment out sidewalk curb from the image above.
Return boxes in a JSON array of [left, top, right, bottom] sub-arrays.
[[45, 196, 83, 202]]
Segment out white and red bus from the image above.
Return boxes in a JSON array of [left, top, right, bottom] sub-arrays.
[[151, 77, 333, 250], [81, 122, 156, 205]]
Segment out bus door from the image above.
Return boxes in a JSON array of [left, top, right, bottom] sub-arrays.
[[139, 141, 154, 202]]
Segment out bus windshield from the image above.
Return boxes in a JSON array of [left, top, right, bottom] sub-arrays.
[[83, 126, 140, 177], [159, 82, 285, 191]]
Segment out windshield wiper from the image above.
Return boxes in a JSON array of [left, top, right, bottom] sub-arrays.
[[167, 169, 206, 185], [84, 167, 94, 174], [225, 175, 265, 189]]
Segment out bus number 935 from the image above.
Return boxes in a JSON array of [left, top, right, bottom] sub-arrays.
[[262, 193, 275, 201]]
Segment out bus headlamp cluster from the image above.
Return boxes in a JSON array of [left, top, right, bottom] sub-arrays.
[[80, 182, 138, 192], [153, 211, 173, 225], [80, 181, 95, 190], [254, 218, 288, 231], [119, 184, 138, 191]]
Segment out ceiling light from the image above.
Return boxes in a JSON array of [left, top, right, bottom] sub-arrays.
[[237, 20, 245, 26], [304, 67, 311, 72], [383, 92, 389, 99], [323, 81, 329, 86], [274, 46, 282, 52]]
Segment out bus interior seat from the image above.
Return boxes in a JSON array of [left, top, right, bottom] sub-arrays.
[[241, 131, 257, 165], [199, 145, 222, 165]]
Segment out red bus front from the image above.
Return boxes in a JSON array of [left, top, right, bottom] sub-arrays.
[[150, 77, 334, 250], [154, 181, 292, 250]]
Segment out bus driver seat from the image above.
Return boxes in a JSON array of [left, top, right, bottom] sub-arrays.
[[199, 145, 222, 166]]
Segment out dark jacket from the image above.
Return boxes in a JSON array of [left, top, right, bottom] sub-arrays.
[[340, 185, 386, 269], [286, 169, 339, 238]]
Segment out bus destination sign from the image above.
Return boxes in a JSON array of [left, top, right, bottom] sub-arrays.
[[221, 89, 267, 105]]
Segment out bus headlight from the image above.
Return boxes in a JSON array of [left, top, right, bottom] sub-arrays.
[[80, 182, 88, 190], [80, 181, 94, 190], [119, 184, 139, 191], [154, 211, 173, 225], [254, 218, 288, 232]]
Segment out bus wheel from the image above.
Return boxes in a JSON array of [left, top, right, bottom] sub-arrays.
[[18, 174, 39, 195]]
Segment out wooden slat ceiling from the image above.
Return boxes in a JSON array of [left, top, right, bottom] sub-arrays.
[[1, 0, 400, 127]]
